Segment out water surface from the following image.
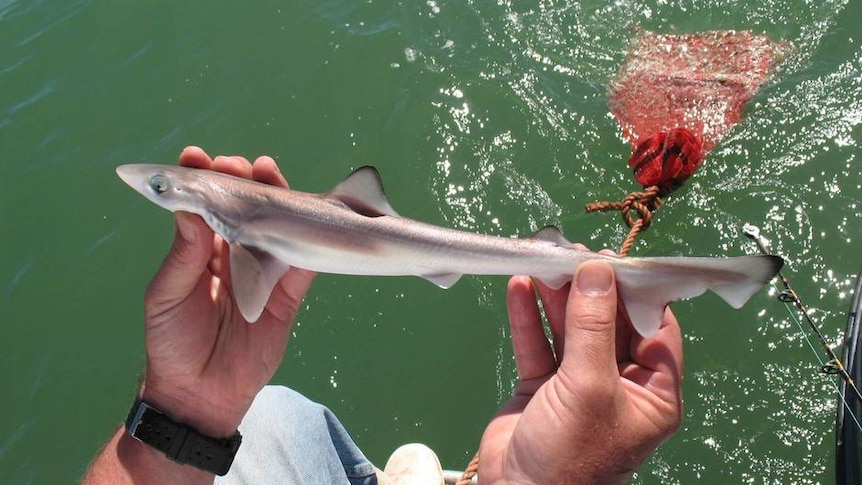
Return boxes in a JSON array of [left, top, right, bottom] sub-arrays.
[[2, 0, 861, 483]]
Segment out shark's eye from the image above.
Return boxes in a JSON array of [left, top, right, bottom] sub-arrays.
[[150, 175, 169, 194]]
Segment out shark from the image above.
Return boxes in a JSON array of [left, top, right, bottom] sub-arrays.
[[116, 164, 783, 337]]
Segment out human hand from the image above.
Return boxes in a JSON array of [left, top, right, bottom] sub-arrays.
[[139, 146, 316, 438], [478, 259, 683, 484]]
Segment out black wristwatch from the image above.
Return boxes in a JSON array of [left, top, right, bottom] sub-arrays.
[[125, 396, 242, 476]]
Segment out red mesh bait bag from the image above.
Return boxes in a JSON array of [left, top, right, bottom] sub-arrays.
[[609, 30, 790, 190]]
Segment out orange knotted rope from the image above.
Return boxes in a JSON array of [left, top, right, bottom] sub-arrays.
[[455, 452, 479, 485], [585, 186, 663, 256], [587, 128, 702, 255]]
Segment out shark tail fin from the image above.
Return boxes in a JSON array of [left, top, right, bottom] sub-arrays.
[[617, 255, 783, 337]]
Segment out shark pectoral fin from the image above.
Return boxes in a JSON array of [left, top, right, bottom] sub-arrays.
[[228, 242, 291, 323], [325, 166, 400, 217], [420, 272, 463, 289]]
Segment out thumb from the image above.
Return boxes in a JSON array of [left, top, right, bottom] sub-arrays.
[[561, 261, 619, 384], [146, 212, 213, 308]]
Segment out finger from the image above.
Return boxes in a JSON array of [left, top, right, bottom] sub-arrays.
[[628, 308, 684, 378], [593, 249, 633, 360], [146, 212, 214, 315], [179, 146, 213, 169], [507, 276, 556, 386], [560, 261, 619, 387], [212, 155, 253, 179], [208, 233, 230, 281], [619, 308, 684, 419], [533, 279, 570, 360], [252, 156, 290, 188], [265, 267, 316, 325], [615, 293, 635, 362], [660, 309, 684, 377], [532, 244, 586, 358], [229, 155, 250, 166]]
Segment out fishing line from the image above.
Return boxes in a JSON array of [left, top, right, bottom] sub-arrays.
[[775, 280, 862, 433], [743, 224, 862, 433]]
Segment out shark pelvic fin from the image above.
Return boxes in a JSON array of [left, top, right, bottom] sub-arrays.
[[534, 274, 572, 290], [420, 271, 463, 289], [229, 242, 292, 322], [326, 166, 400, 217]]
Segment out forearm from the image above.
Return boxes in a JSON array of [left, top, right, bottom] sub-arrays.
[[82, 426, 215, 485]]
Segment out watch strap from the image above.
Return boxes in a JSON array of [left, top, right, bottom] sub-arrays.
[[125, 396, 242, 476]]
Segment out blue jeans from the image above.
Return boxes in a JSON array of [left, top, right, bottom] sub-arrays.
[[215, 386, 378, 485]]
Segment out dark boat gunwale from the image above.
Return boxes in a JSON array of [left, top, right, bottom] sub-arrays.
[[836, 264, 862, 485]]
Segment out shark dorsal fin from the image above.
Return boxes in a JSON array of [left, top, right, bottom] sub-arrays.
[[326, 166, 399, 217], [532, 225, 571, 246]]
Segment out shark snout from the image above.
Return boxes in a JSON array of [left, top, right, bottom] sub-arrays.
[[116, 164, 151, 190]]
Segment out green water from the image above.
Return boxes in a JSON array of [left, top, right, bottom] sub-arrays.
[[2, 0, 861, 483]]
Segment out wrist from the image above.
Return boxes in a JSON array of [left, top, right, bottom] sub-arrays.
[[139, 383, 246, 439], [125, 396, 242, 477], [106, 427, 216, 484]]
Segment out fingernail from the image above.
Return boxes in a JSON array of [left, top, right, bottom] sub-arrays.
[[575, 262, 613, 295]]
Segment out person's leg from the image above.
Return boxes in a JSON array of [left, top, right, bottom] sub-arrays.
[[216, 385, 377, 485]]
